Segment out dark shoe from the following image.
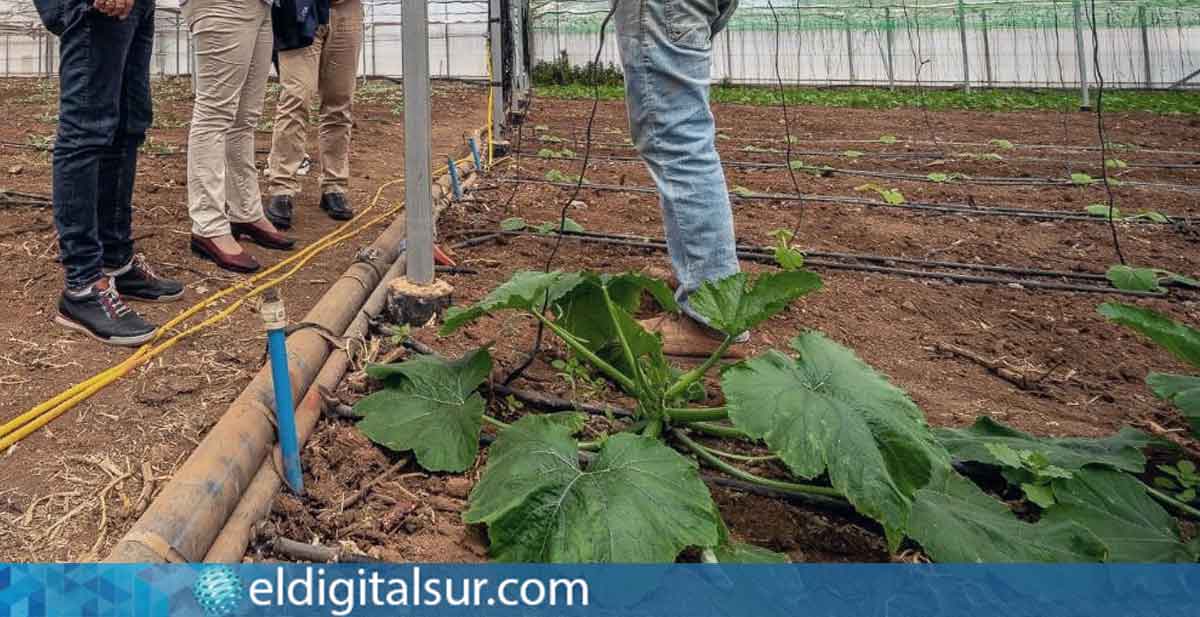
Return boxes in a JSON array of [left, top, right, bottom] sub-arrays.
[[108, 254, 184, 303], [231, 221, 296, 251], [191, 235, 261, 274], [319, 192, 354, 221], [56, 277, 157, 347], [265, 194, 294, 230]]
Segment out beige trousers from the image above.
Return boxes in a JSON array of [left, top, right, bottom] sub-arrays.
[[267, 0, 363, 198], [184, 0, 273, 238]]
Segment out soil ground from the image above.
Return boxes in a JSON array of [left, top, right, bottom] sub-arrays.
[[254, 97, 1200, 564], [0, 76, 486, 561], [2, 79, 1198, 563]]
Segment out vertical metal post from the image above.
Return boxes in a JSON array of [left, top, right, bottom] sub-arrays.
[[981, 10, 993, 87], [845, 23, 855, 85], [957, 0, 971, 92], [1139, 5, 1152, 87], [489, 0, 504, 145], [175, 14, 181, 75], [724, 28, 733, 81], [361, 20, 368, 80], [555, 0, 562, 54], [884, 8, 895, 91], [444, 4, 452, 77], [370, 3, 377, 76], [403, 0, 434, 285], [1072, 0, 1091, 109], [4, 35, 9, 77]]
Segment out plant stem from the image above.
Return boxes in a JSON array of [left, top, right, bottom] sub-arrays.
[[482, 415, 511, 430], [534, 312, 638, 393], [578, 440, 602, 451], [643, 418, 664, 439], [1144, 482, 1200, 520], [665, 406, 729, 423], [689, 421, 752, 440], [673, 430, 843, 499], [601, 285, 646, 393], [664, 336, 734, 400], [701, 445, 780, 464]]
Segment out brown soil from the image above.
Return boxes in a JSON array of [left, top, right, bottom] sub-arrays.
[[0, 76, 486, 561], [249, 98, 1198, 564]]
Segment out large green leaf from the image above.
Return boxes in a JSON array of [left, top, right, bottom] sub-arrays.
[[354, 348, 492, 472], [1099, 302, 1200, 368], [465, 417, 721, 562], [554, 273, 676, 378], [440, 270, 585, 335], [687, 271, 822, 337], [935, 416, 1155, 474], [1042, 467, 1194, 562], [721, 332, 948, 549], [1106, 265, 1165, 293], [1146, 372, 1200, 434], [908, 469, 1108, 563]]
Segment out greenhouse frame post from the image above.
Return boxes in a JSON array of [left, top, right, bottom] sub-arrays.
[[957, 0, 970, 92], [981, 10, 993, 87], [402, 0, 434, 286], [885, 7, 895, 91], [1139, 5, 1152, 88], [4, 35, 9, 77], [444, 4, 452, 77], [1072, 0, 1090, 109], [845, 24, 855, 85], [175, 14, 181, 75], [725, 28, 733, 81], [489, 0, 504, 144]]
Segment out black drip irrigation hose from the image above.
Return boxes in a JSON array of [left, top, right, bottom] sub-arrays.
[[495, 178, 1200, 226], [521, 152, 1200, 192], [462, 228, 1177, 298]]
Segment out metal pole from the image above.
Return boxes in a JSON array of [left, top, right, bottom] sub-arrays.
[[175, 14, 181, 75], [845, 23, 855, 85], [1072, 0, 1091, 109], [885, 7, 895, 91], [1139, 5, 1152, 87], [4, 35, 9, 77], [489, 0, 504, 143], [370, 3, 377, 76], [444, 4, 452, 77], [957, 0, 971, 92], [402, 0, 434, 286], [724, 27, 733, 81], [361, 20, 368, 80], [981, 10, 993, 87]]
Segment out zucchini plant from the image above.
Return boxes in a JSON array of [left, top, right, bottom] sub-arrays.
[[346, 272, 1196, 563]]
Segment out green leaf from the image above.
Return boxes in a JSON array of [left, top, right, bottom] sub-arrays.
[[1042, 467, 1194, 562], [935, 416, 1154, 474], [545, 169, 568, 182], [555, 272, 674, 380], [989, 138, 1015, 150], [907, 470, 1108, 563], [1129, 210, 1170, 223], [499, 217, 527, 231], [731, 185, 755, 197], [1146, 372, 1200, 435], [1105, 265, 1164, 293], [1085, 204, 1122, 219], [1105, 158, 1129, 170], [560, 217, 585, 233], [355, 348, 492, 473], [712, 542, 790, 564], [774, 247, 806, 271], [1071, 172, 1096, 186], [927, 172, 951, 183], [466, 420, 721, 562], [722, 333, 949, 549], [687, 271, 822, 337], [1021, 483, 1057, 508], [1099, 302, 1200, 368], [879, 134, 898, 145], [880, 188, 906, 205], [842, 150, 864, 158], [441, 270, 585, 335], [537, 148, 559, 159]]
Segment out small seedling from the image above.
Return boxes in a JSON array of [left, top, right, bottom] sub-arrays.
[[1105, 158, 1129, 170], [500, 217, 527, 231], [1070, 173, 1097, 186], [551, 355, 608, 401], [842, 150, 865, 159], [731, 185, 755, 198], [879, 134, 898, 145], [386, 324, 411, 347], [1106, 265, 1200, 294], [769, 228, 805, 271], [855, 183, 905, 205], [988, 139, 1015, 150], [927, 172, 969, 184], [984, 443, 1073, 508], [1155, 460, 1200, 503]]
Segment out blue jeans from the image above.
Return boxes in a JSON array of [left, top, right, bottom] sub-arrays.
[[613, 0, 739, 321], [50, 0, 154, 289]]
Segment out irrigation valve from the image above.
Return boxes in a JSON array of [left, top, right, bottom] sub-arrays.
[[385, 276, 454, 329], [261, 288, 305, 494]]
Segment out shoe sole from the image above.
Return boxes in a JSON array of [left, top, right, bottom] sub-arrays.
[[232, 230, 296, 251], [190, 245, 261, 274], [55, 315, 156, 347], [320, 205, 354, 221], [122, 289, 185, 304], [266, 216, 292, 230]]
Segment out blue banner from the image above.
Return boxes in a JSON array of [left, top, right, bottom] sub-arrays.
[[1, 563, 1197, 617]]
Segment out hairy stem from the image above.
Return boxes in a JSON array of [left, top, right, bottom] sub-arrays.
[[664, 336, 735, 400], [673, 430, 842, 499], [482, 415, 510, 430], [601, 285, 647, 394], [701, 446, 780, 464], [1145, 483, 1200, 520], [689, 422, 752, 440], [665, 406, 730, 423], [534, 312, 638, 393]]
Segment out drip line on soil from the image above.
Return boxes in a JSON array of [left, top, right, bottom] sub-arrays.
[[459, 229, 1176, 298], [494, 178, 1200, 225]]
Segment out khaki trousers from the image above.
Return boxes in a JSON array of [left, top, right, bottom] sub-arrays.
[[184, 0, 273, 237], [267, 0, 363, 198]]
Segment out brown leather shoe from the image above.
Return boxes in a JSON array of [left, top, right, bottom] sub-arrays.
[[191, 235, 261, 273], [231, 221, 296, 251], [638, 314, 747, 359]]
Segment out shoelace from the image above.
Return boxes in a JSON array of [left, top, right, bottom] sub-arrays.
[[97, 283, 133, 320], [130, 253, 160, 281]]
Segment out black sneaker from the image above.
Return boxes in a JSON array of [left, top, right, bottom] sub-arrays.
[[56, 278, 156, 347], [266, 194, 294, 229], [319, 192, 354, 221], [108, 254, 184, 303]]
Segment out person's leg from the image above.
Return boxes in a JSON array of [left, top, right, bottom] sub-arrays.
[[266, 23, 323, 227], [614, 0, 739, 323], [225, 2, 275, 229], [315, 0, 363, 215]]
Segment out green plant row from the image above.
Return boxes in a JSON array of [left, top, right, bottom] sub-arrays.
[[347, 266, 1199, 564]]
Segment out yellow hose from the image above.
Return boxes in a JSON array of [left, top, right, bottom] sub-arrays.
[[1, 155, 475, 451]]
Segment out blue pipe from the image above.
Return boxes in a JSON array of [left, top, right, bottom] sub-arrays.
[[262, 291, 304, 494], [447, 155, 463, 200], [468, 137, 483, 171]]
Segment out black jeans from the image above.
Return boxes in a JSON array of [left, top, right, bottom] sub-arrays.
[[50, 0, 154, 289]]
